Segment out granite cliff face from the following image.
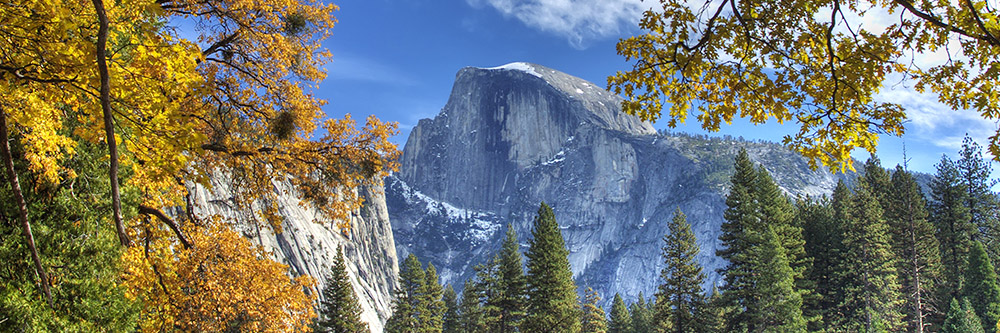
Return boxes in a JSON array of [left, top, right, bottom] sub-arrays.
[[387, 62, 850, 306], [188, 177, 398, 332]]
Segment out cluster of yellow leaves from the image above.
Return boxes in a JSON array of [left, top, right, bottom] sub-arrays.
[[121, 222, 316, 332], [610, 0, 1000, 171]]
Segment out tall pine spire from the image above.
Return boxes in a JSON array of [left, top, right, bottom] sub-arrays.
[[962, 241, 1000, 333], [654, 208, 705, 333], [886, 166, 942, 332], [956, 136, 1000, 266], [932, 155, 975, 301], [316, 247, 368, 333], [608, 293, 632, 333], [839, 180, 904, 331], [523, 202, 581, 333], [581, 287, 607, 333]]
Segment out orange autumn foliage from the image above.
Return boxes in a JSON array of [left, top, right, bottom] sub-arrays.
[[122, 222, 316, 332]]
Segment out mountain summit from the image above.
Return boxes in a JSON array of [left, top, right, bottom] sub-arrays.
[[388, 62, 846, 306]]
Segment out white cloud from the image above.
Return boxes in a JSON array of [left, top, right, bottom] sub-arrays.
[[466, 0, 651, 48]]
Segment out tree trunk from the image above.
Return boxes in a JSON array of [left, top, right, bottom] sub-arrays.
[[0, 110, 53, 307], [91, 0, 130, 247]]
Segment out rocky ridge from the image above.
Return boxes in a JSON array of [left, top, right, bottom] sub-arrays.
[[387, 62, 851, 307]]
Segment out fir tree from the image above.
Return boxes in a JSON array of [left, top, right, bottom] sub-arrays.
[[581, 287, 607, 333], [420, 263, 446, 333], [629, 293, 655, 333], [717, 149, 806, 332], [942, 298, 986, 333], [316, 247, 368, 333], [963, 241, 1000, 333], [442, 285, 460, 333], [490, 224, 527, 332], [608, 293, 632, 333], [839, 181, 904, 331], [472, 260, 501, 331], [701, 286, 727, 332], [523, 202, 581, 333], [799, 193, 843, 330], [956, 136, 1000, 266], [459, 279, 486, 333], [386, 254, 426, 332], [654, 208, 706, 333], [886, 166, 942, 332], [862, 157, 893, 209], [931, 155, 975, 301]]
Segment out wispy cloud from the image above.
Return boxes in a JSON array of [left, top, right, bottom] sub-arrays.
[[876, 75, 996, 151], [326, 54, 418, 86], [466, 0, 651, 48]]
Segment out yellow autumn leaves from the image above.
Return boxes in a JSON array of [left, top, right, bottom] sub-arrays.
[[3, 0, 398, 330], [611, 0, 1000, 171]]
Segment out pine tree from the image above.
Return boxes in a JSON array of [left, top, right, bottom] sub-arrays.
[[931, 155, 975, 301], [489, 224, 527, 332], [886, 166, 942, 332], [956, 136, 1000, 266], [386, 254, 426, 332], [799, 193, 843, 330], [442, 285, 460, 333], [654, 208, 705, 333], [316, 247, 368, 333], [839, 180, 904, 331], [862, 157, 893, 209], [459, 279, 486, 333], [581, 287, 607, 333], [963, 241, 1000, 333], [701, 286, 726, 332], [942, 298, 986, 333], [629, 293, 654, 333], [419, 263, 446, 333], [717, 149, 805, 332], [608, 293, 632, 333], [523, 202, 581, 333]]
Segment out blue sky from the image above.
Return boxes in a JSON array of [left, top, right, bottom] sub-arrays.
[[316, 0, 998, 177]]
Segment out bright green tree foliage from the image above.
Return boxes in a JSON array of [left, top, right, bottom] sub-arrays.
[[581, 287, 607, 333], [316, 247, 368, 333], [956, 136, 1000, 265], [482, 224, 527, 332], [798, 193, 843, 330], [0, 135, 138, 331], [943, 298, 986, 333], [442, 285, 460, 333], [701, 286, 727, 332], [717, 149, 806, 332], [963, 241, 1000, 333], [932, 156, 975, 301], [523, 202, 581, 333], [420, 263, 446, 333], [629, 293, 655, 333], [386, 254, 426, 332], [886, 166, 943, 332], [654, 208, 706, 333], [608, 293, 632, 333], [839, 181, 904, 331], [459, 279, 487, 333]]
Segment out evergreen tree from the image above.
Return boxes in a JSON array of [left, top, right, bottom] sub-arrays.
[[886, 166, 943, 332], [798, 193, 843, 330], [419, 263, 446, 332], [956, 136, 1000, 265], [523, 202, 581, 333], [931, 155, 975, 301], [442, 285, 460, 333], [316, 247, 368, 333], [629, 293, 655, 333], [0, 135, 138, 331], [459, 279, 487, 333], [942, 298, 986, 333], [862, 157, 893, 209], [701, 286, 727, 332], [386, 254, 426, 332], [839, 181, 904, 331], [489, 224, 527, 332], [581, 287, 607, 333], [472, 260, 501, 331], [608, 293, 632, 333], [654, 208, 705, 333], [963, 241, 1000, 333], [717, 149, 806, 332]]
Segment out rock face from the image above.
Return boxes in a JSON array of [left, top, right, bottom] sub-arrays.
[[387, 62, 851, 307], [188, 177, 398, 332]]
